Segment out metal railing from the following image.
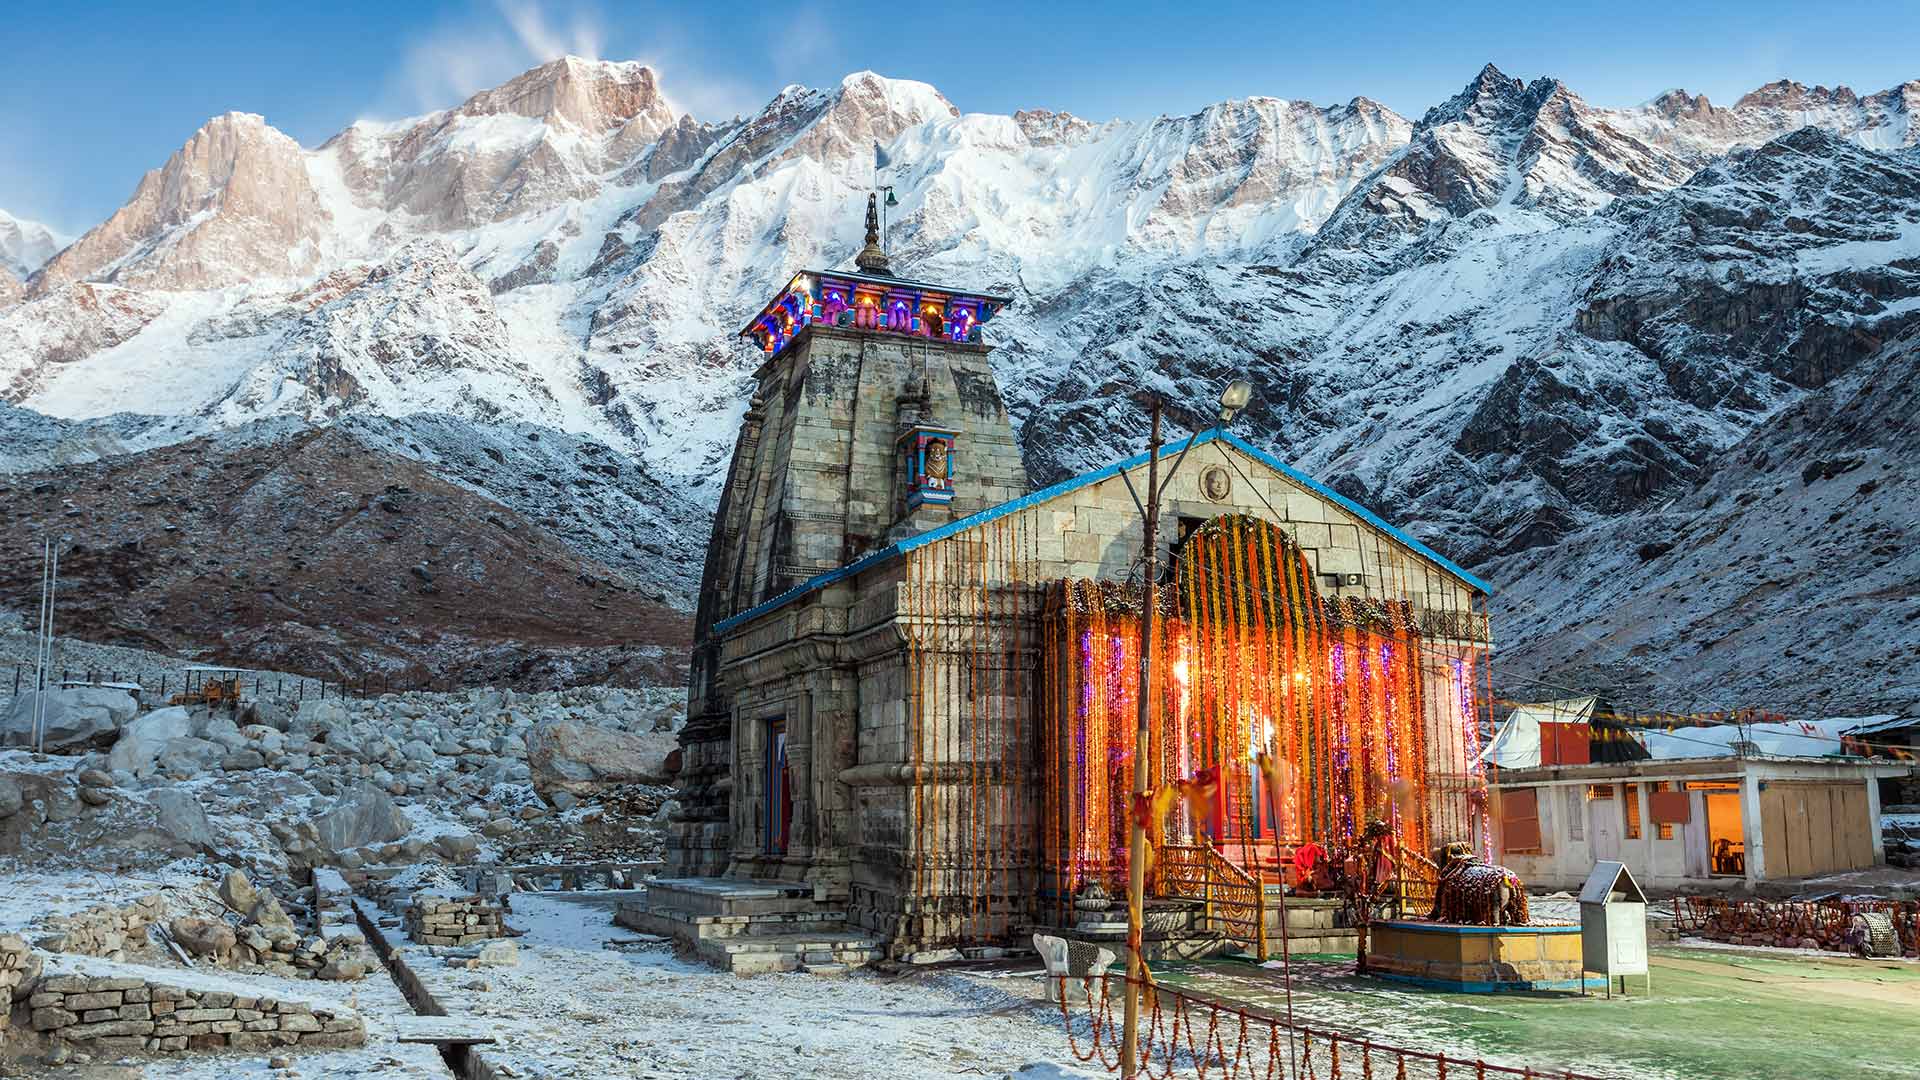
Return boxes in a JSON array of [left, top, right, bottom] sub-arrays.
[[1159, 843, 1269, 960]]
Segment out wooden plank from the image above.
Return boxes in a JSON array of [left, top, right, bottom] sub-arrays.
[[1839, 786, 1872, 869], [1790, 787, 1817, 878], [1809, 785, 1837, 876], [1761, 787, 1790, 879], [392, 1016, 498, 1045]]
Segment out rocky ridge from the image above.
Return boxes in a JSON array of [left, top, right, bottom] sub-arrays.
[[2, 59, 1917, 713]]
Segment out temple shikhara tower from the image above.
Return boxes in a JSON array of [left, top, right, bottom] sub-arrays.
[[651, 194, 1495, 968]]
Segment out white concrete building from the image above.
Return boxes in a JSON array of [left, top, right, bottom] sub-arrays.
[[1491, 756, 1904, 892]]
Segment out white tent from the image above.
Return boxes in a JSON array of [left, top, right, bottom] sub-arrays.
[[1479, 696, 1596, 769]]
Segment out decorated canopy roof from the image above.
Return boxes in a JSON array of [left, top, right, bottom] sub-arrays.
[[739, 267, 1014, 356]]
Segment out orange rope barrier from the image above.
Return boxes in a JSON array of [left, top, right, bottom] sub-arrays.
[[1055, 973, 1619, 1080]]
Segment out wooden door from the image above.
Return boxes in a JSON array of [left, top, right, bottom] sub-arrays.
[[1590, 785, 1620, 862]]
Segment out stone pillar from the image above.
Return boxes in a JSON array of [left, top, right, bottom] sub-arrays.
[[803, 668, 856, 900], [1740, 771, 1766, 884], [786, 704, 815, 868], [1865, 774, 1886, 865]]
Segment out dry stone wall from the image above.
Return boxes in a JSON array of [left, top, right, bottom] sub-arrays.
[[404, 892, 506, 945], [23, 972, 365, 1054], [1, 935, 45, 1050], [32, 895, 166, 958]]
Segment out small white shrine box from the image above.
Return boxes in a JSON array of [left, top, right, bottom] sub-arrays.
[[1579, 860, 1649, 997]]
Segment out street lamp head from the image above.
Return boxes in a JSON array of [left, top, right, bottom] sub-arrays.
[[884, 189, 899, 208], [1217, 379, 1253, 423]]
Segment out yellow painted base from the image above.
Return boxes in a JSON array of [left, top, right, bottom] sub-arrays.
[[1367, 921, 1601, 992]]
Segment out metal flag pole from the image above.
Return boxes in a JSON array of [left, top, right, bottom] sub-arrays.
[[32, 539, 48, 751], [33, 538, 57, 753]]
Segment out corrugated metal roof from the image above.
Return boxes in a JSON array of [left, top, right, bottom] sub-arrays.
[[1838, 714, 1916, 736]]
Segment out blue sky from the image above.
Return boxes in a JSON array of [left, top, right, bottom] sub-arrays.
[[4, 0, 1918, 234]]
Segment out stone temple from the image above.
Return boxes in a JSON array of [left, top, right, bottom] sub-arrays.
[[643, 199, 1495, 970]]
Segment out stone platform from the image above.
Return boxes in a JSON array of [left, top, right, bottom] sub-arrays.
[[1037, 895, 1359, 965], [1366, 920, 1603, 993], [614, 878, 882, 976]]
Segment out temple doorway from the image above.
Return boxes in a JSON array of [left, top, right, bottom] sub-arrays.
[[767, 718, 791, 855], [1038, 514, 1487, 912]]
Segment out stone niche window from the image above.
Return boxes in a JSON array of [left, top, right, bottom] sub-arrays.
[[899, 427, 958, 508]]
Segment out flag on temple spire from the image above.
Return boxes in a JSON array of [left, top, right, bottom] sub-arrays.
[[874, 141, 893, 172]]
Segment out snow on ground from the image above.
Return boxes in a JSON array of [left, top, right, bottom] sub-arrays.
[[0, 864, 207, 932], [401, 892, 1102, 1080]]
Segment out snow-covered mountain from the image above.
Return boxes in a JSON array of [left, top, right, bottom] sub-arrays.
[[3, 59, 1916, 712], [0, 209, 65, 276], [0, 209, 67, 305]]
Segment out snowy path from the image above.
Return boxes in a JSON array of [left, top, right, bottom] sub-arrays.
[[399, 891, 1102, 1080]]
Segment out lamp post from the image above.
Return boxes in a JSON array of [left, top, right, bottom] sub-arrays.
[[1120, 379, 1253, 1079], [880, 185, 898, 253]]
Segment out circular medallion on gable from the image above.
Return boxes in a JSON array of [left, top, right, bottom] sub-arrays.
[[1201, 465, 1233, 502]]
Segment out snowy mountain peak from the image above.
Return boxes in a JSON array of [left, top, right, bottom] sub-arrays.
[[835, 71, 959, 121], [454, 55, 675, 134], [32, 109, 326, 293], [1733, 78, 1860, 112], [1420, 62, 1528, 128], [0, 208, 68, 278]]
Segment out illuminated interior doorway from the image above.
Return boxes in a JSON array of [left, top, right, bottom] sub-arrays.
[[1696, 783, 1745, 876]]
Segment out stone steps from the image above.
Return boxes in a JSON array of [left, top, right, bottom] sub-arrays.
[[615, 879, 881, 976]]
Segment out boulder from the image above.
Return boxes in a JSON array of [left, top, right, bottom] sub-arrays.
[[527, 719, 674, 802], [291, 699, 350, 739], [106, 707, 195, 776], [155, 736, 225, 776], [1, 688, 137, 749], [169, 917, 236, 960], [313, 785, 411, 854], [150, 789, 218, 852], [474, 939, 518, 967], [0, 777, 22, 819], [241, 725, 287, 757], [242, 698, 292, 733], [218, 869, 259, 913], [433, 832, 480, 862], [221, 749, 267, 771], [250, 896, 294, 931]]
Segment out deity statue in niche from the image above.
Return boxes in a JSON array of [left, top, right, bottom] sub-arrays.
[[925, 439, 949, 481]]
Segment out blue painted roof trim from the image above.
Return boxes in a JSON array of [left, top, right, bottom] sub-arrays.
[[710, 428, 1489, 636], [1213, 429, 1492, 595]]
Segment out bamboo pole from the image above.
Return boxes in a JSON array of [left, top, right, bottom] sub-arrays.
[[1120, 401, 1162, 1080]]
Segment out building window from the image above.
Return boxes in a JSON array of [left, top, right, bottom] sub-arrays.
[[1624, 782, 1642, 840], [1500, 787, 1542, 854], [1588, 783, 1614, 800], [1566, 787, 1584, 841], [1650, 781, 1676, 839]]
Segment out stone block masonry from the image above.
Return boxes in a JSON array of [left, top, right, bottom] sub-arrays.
[[1, 934, 46, 1050], [404, 892, 507, 946], [22, 972, 366, 1054]]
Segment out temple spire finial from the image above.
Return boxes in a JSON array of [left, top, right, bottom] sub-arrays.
[[855, 191, 892, 275]]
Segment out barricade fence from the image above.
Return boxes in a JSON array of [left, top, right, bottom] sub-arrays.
[[1056, 972, 1618, 1080], [1673, 895, 1919, 955], [3, 662, 464, 709]]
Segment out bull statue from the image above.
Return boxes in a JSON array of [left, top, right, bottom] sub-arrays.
[[1427, 841, 1529, 926]]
